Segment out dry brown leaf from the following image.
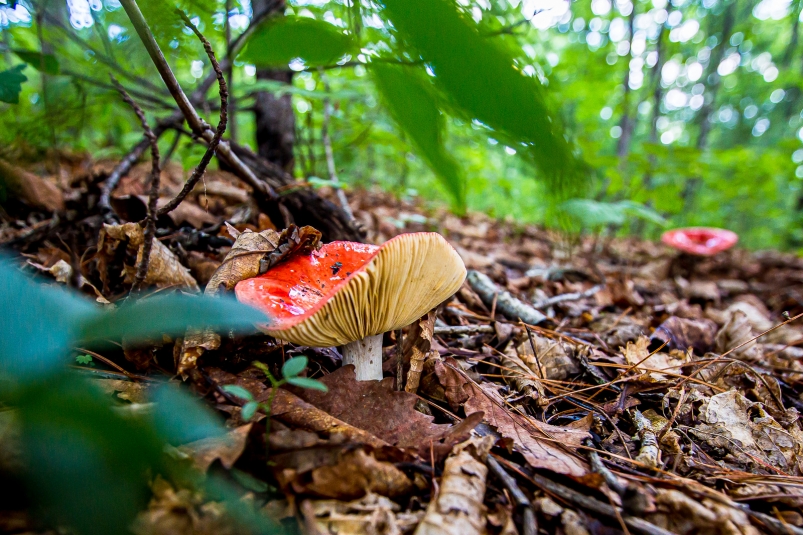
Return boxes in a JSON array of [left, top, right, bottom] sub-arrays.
[[622, 336, 689, 382], [178, 424, 252, 472], [650, 316, 718, 354], [500, 340, 546, 402], [463, 381, 588, 476], [95, 378, 150, 404], [301, 493, 423, 535], [516, 332, 579, 381], [293, 366, 483, 461], [98, 223, 199, 291], [403, 311, 436, 394], [715, 309, 763, 361], [301, 448, 413, 500], [0, 158, 63, 212], [691, 389, 803, 475], [646, 488, 760, 535], [414, 436, 493, 535]]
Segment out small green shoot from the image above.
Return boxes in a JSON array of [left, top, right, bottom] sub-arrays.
[[222, 356, 327, 463], [75, 354, 94, 367]]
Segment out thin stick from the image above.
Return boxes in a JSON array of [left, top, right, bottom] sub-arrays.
[[157, 10, 228, 217], [118, 0, 275, 201], [532, 283, 604, 309], [320, 69, 355, 221], [486, 456, 536, 535], [111, 77, 160, 294]]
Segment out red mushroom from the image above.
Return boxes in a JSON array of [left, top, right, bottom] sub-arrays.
[[661, 227, 738, 256], [234, 232, 466, 381]]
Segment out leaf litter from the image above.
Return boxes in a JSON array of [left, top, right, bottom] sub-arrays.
[[2, 160, 803, 535]]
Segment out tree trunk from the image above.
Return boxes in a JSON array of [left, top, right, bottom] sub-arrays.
[[252, 0, 295, 171]]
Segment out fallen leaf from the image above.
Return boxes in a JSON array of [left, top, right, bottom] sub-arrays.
[[292, 366, 482, 460], [463, 380, 588, 476], [623, 336, 689, 382], [179, 424, 252, 472], [0, 158, 63, 212], [650, 316, 718, 354], [301, 493, 423, 535]]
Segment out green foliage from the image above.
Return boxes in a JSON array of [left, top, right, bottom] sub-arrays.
[[75, 354, 94, 366], [372, 63, 466, 213], [12, 50, 59, 75], [0, 257, 279, 534], [239, 16, 355, 68], [0, 64, 28, 104], [378, 0, 584, 195], [560, 199, 667, 230]]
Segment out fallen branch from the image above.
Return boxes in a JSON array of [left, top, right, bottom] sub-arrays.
[[118, 0, 275, 202], [487, 455, 536, 535], [631, 409, 660, 469], [433, 324, 495, 336], [532, 284, 604, 309], [156, 11, 228, 217], [320, 69, 355, 222], [110, 77, 160, 295], [467, 270, 547, 325]]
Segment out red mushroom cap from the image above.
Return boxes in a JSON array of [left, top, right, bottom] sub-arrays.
[[234, 232, 466, 346], [661, 227, 738, 256]]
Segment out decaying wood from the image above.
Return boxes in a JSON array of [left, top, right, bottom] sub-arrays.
[[631, 409, 660, 468], [467, 270, 547, 325], [414, 436, 494, 535]]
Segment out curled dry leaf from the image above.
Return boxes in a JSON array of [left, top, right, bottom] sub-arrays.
[[500, 340, 546, 402], [646, 488, 760, 535], [178, 424, 252, 473], [715, 309, 763, 361], [623, 336, 689, 382], [403, 311, 437, 394], [691, 390, 803, 475], [413, 436, 494, 535], [293, 366, 483, 461], [650, 316, 718, 354], [463, 380, 588, 476], [301, 493, 424, 535], [288, 448, 413, 500], [98, 223, 199, 291], [516, 332, 579, 381]]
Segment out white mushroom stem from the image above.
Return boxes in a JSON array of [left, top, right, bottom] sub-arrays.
[[342, 333, 384, 381]]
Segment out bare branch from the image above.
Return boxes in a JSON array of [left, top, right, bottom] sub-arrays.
[[157, 11, 228, 217], [320, 69, 355, 222], [110, 77, 160, 294]]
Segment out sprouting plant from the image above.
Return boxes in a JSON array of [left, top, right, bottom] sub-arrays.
[[222, 356, 327, 460], [75, 354, 94, 366]]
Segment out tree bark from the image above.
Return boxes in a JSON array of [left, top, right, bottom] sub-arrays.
[[252, 0, 295, 171]]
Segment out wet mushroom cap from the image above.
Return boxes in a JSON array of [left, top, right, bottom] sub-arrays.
[[234, 232, 467, 346], [661, 227, 738, 256]]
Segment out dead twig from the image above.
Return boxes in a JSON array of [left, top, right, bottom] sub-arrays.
[[433, 324, 495, 336], [486, 456, 537, 535], [110, 77, 160, 294], [467, 270, 547, 325], [532, 284, 604, 309], [320, 69, 355, 222], [156, 10, 228, 217]]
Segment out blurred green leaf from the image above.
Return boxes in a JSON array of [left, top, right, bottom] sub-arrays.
[[0, 257, 96, 380], [239, 16, 355, 68], [286, 376, 329, 391], [13, 50, 59, 75], [378, 0, 584, 193], [0, 64, 28, 104], [281, 355, 307, 378], [240, 79, 361, 100], [560, 199, 666, 229], [17, 377, 164, 535], [79, 294, 268, 344], [372, 63, 466, 213], [241, 401, 258, 421], [151, 384, 226, 444], [222, 384, 255, 402]]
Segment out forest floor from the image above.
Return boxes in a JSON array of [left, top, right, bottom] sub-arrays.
[[2, 156, 803, 535]]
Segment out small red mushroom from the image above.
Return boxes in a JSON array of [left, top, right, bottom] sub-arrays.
[[661, 227, 738, 256], [235, 232, 466, 381]]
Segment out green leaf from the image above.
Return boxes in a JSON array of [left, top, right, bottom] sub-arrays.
[[221, 385, 255, 402], [75, 354, 93, 365], [372, 63, 466, 213], [241, 401, 258, 421], [0, 64, 28, 104], [16, 377, 165, 535], [239, 16, 355, 68], [378, 0, 584, 195], [286, 376, 329, 392], [617, 201, 668, 227], [559, 199, 667, 229], [79, 294, 269, 344], [281, 355, 308, 378], [13, 50, 59, 75], [151, 384, 226, 444]]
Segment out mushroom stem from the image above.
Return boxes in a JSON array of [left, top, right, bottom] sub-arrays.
[[342, 333, 384, 381]]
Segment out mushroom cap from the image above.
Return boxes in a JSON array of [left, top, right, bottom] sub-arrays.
[[661, 227, 738, 256], [234, 232, 466, 346]]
